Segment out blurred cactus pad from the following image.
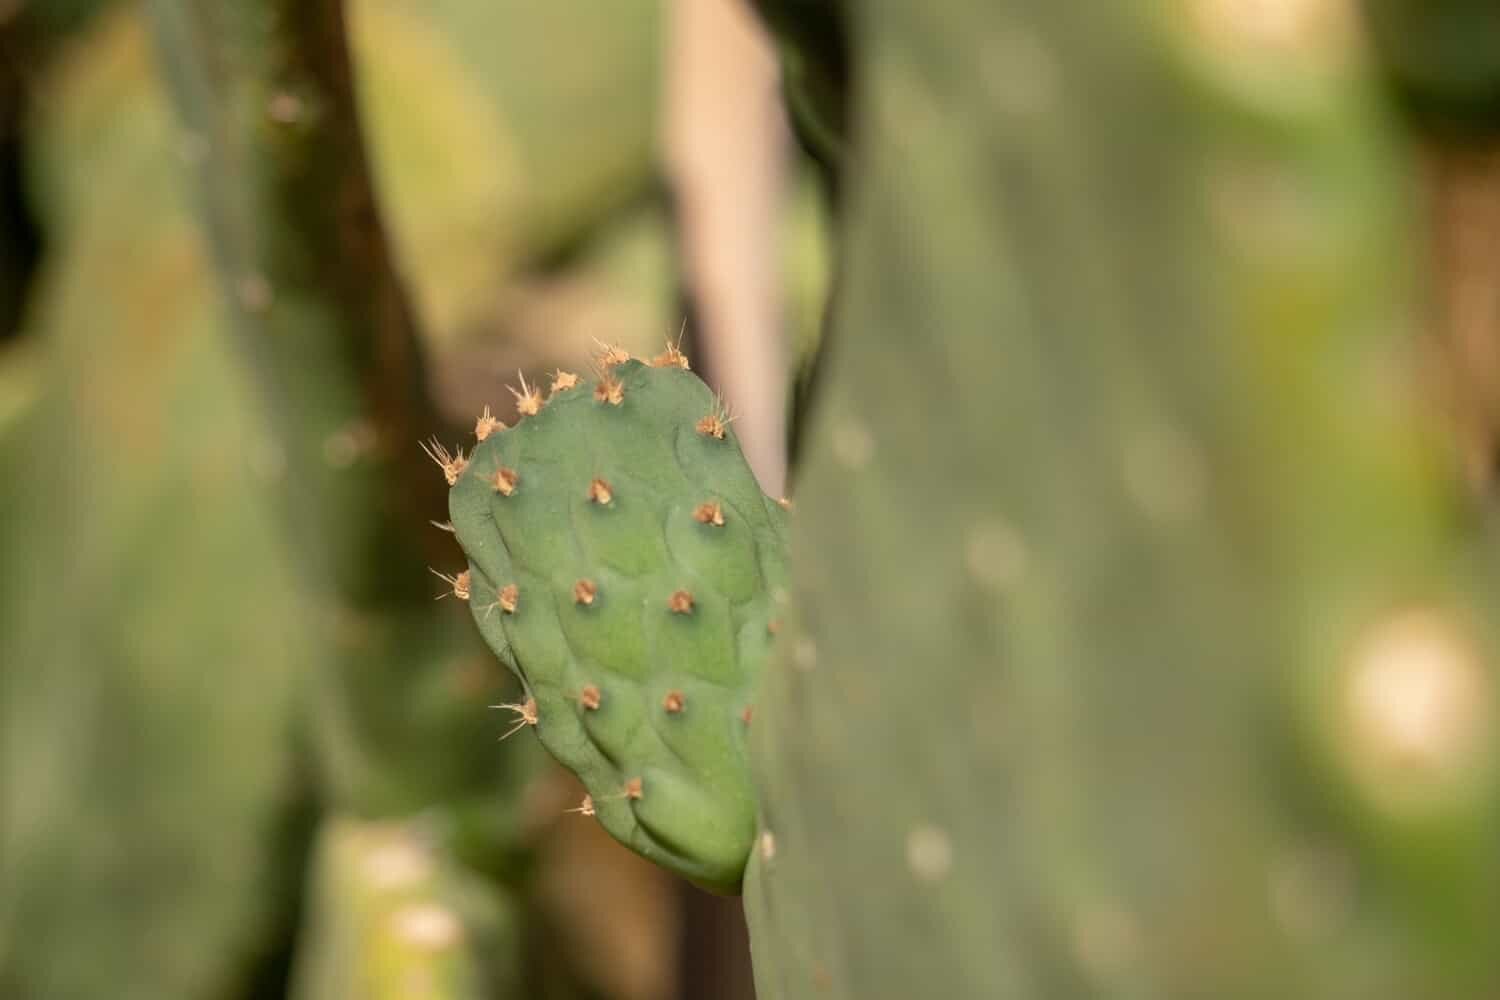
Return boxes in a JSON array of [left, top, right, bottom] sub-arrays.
[[446, 356, 790, 893], [0, 143, 307, 1000], [21, 0, 665, 346], [0, 0, 693, 996]]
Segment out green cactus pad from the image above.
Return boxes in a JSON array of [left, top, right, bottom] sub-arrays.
[[447, 356, 789, 893]]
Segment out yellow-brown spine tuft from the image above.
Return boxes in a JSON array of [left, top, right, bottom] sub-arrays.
[[492, 467, 519, 496]]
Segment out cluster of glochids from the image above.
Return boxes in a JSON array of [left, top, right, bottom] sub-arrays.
[[421, 337, 725, 635], [419, 336, 710, 496], [422, 337, 788, 891]]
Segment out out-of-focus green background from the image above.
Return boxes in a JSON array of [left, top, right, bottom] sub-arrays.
[[0, 1, 829, 997]]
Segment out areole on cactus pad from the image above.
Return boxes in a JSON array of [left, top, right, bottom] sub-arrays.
[[440, 349, 790, 893]]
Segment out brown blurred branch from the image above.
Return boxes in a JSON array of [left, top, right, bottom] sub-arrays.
[[147, 0, 449, 604], [1423, 143, 1500, 493]]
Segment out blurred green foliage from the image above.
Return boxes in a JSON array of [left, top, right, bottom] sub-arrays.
[[290, 817, 523, 1000], [0, 154, 307, 997], [0, 0, 675, 995]]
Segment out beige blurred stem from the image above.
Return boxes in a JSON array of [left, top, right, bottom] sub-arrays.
[[1424, 142, 1500, 494], [663, 0, 791, 497]]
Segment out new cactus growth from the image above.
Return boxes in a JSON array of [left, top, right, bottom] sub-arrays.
[[445, 351, 790, 893]]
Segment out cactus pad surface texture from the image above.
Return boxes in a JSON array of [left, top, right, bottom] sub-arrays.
[[447, 354, 790, 893], [741, 0, 1500, 998]]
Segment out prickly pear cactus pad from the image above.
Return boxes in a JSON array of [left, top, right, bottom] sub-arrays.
[[444, 352, 789, 893]]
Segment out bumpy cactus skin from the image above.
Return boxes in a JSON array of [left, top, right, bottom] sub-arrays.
[[448, 357, 789, 893]]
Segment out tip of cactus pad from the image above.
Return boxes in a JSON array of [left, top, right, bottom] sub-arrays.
[[445, 357, 790, 892]]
